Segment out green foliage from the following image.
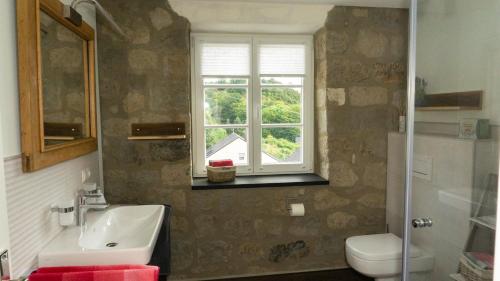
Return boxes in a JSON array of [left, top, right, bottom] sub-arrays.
[[205, 79, 301, 160], [262, 88, 301, 124], [205, 88, 247, 125], [205, 128, 228, 150], [262, 87, 301, 143], [263, 134, 300, 160]]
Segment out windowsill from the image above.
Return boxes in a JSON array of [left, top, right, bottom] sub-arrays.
[[192, 173, 329, 190]]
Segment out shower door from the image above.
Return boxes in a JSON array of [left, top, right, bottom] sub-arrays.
[[400, 0, 500, 280]]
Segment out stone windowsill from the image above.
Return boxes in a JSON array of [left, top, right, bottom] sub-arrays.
[[192, 173, 329, 190]]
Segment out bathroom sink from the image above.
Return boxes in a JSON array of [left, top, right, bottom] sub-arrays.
[[39, 205, 165, 267]]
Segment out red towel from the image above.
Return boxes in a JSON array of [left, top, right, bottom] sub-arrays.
[[29, 265, 159, 281], [209, 159, 234, 167]]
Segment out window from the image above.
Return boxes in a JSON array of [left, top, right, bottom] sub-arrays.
[[192, 34, 313, 176]]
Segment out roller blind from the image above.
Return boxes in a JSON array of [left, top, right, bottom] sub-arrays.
[[201, 43, 250, 76], [259, 44, 306, 75]]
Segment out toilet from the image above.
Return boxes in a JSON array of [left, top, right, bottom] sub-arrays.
[[346, 233, 434, 281]]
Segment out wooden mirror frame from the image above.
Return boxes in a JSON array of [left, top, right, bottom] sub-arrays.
[[17, 0, 97, 172]]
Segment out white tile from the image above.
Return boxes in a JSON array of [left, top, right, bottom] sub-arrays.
[[4, 153, 99, 278]]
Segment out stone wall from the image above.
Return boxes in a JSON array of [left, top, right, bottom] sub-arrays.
[[97, 0, 191, 207], [97, 2, 407, 280], [315, 5, 408, 239], [41, 12, 86, 125]]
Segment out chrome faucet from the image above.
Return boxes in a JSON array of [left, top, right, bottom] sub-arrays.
[[78, 189, 108, 227]]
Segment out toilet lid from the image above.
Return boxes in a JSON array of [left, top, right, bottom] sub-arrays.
[[346, 233, 422, 261]]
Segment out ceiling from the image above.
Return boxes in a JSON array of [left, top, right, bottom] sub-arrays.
[[169, 0, 409, 34]]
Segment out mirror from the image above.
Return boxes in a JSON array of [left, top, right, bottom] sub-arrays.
[[40, 11, 89, 146], [17, 0, 97, 172]]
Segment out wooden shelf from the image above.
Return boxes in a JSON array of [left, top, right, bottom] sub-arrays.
[[127, 135, 186, 141], [416, 90, 483, 111], [44, 136, 76, 141], [128, 122, 186, 141]]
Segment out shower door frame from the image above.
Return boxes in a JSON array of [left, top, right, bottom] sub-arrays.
[[401, 0, 417, 280]]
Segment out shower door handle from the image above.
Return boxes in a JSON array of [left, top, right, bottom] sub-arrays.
[[412, 217, 433, 228]]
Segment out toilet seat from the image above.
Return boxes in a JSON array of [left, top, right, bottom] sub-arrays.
[[346, 233, 421, 261], [345, 233, 434, 280]]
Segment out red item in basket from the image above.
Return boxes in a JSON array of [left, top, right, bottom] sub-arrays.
[[209, 159, 234, 167]]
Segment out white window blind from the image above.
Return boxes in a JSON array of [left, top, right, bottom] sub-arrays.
[[259, 44, 306, 75], [201, 43, 250, 76]]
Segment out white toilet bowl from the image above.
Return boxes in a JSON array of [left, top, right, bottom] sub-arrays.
[[346, 233, 434, 281]]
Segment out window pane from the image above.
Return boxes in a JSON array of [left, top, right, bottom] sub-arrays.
[[205, 88, 247, 125], [201, 43, 250, 75], [262, 87, 301, 124], [204, 78, 248, 85], [261, 77, 303, 86], [259, 44, 305, 75], [262, 127, 302, 164], [206, 128, 248, 165]]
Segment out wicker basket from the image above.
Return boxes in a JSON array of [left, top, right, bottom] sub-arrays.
[[207, 166, 236, 183], [458, 255, 493, 281]]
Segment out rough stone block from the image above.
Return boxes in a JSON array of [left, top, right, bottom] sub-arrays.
[[50, 47, 82, 73], [149, 141, 190, 162], [149, 7, 173, 30], [313, 189, 350, 210], [331, 161, 358, 187], [327, 212, 358, 229], [194, 214, 217, 238], [123, 90, 145, 113], [128, 49, 158, 74], [356, 29, 388, 58], [349, 86, 388, 106], [102, 118, 129, 137], [327, 88, 346, 106], [357, 193, 385, 209], [363, 162, 387, 189]]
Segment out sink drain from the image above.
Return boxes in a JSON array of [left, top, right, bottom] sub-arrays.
[[106, 242, 118, 248]]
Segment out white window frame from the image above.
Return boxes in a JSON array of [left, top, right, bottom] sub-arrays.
[[191, 33, 314, 177]]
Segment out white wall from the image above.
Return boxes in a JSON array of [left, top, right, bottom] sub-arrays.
[[0, 0, 21, 157], [415, 0, 500, 125], [0, 118, 11, 272], [4, 153, 99, 278]]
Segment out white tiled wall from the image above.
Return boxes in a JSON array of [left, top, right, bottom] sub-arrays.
[[4, 153, 99, 278], [386, 132, 497, 281]]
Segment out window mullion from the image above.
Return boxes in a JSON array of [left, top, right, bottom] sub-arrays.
[[193, 38, 206, 176], [251, 38, 261, 174]]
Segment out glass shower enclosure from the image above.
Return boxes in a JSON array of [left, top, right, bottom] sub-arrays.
[[395, 0, 500, 280]]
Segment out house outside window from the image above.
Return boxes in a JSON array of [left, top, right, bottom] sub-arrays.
[[191, 34, 314, 176]]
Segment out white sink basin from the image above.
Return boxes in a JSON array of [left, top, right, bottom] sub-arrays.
[[39, 205, 165, 267]]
